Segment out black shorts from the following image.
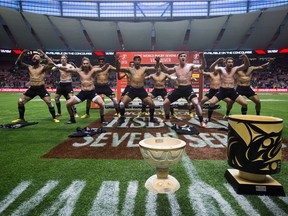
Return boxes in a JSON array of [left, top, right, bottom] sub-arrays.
[[95, 83, 115, 97], [214, 87, 240, 101], [55, 82, 74, 99], [236, 85, 256, 98], [151, 88, 167, 100], [127, 86, 148, 100], [167, 85, 197, 104], [122, 85, 132, 97], [24, 85, 50, 99], [75, 90, 97, 102], [205, 88, 219, 99]]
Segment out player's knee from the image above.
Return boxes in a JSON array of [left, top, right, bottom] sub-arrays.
[[48, 103, 54, 108], [18, 98, 26, 106], [112, 98, 118, 105], [119, 101, 125, 109], [18, 98, 22, 105], [98, 101, 105, 108], [163, 99, 170, 106], [55, 98, 60, 103]]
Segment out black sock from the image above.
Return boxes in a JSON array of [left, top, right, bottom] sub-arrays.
[[149, 108, 155, 119], [198, 116, 204, 123], [208, 106, 214, 120], [70, 115, 75, 122], [141, 103, 146, 113], [120, 108, 125, 116], [49, 106, 56, 119], [86, 106, 90, 115], [56, 101, 61, 114], [241, 107, 247, 115], [19, 105, 25, 119], [170, 107, 174, 115]]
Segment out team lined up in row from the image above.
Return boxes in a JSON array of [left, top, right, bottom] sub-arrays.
[[11, 50, 273, 128]]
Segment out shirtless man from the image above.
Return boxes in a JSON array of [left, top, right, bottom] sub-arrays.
[[158, 52, 207, 127], [81, 56, 118, 119], [140, 67, 176, 117], [208, 55, 250, 119], [118, 61, 133, 102], [115, 54, 158, 124], [56, 57, 108, 124], [199, 58, 232, 122], [12, 49, 60, 123], [234, 58, 274, 115], [52, 54, 78, 117]]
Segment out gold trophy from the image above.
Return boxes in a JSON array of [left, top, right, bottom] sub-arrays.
[[139, 137, 186, 194], [225, 115, 285, 196]]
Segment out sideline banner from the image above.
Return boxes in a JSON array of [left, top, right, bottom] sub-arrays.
[[115, 51, 204, 101]]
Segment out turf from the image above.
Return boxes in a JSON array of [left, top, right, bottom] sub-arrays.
[[0, 92, 287, 215]]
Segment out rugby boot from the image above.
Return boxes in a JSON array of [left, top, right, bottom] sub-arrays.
[[81, 114, 90, 119], [65, 119, 76, 124], [171, 113, 178, 119], [11, 118, 26, 123]]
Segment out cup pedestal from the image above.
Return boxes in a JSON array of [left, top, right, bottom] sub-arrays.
[[225, 169, 285, 196]]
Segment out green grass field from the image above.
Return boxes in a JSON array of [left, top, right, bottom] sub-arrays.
[[0, 92, 287, 215]]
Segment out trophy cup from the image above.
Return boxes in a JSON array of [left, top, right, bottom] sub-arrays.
[[139, 137, 186, 194], [225, 115, 285, 196]]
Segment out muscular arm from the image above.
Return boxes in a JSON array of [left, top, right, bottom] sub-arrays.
[[236, 54, 250, 72], [209, 57, 225, 72], [145, 74, 152, 80], [198, 52, 207, 70], [160, 62, 176, 74], [108, 65, 117, 72], [37, 49, 55, 71], [199, 69, 212, 76], [118, 72, 128, 80], [248, 58, 274, 74], [57, 65, 79, 73], [93, 63, 110, 74], [115, 54, 130, 73], [15, 49, 29, 70]]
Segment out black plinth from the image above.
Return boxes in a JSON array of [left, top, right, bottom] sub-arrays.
[[225, 169, 285, 196]]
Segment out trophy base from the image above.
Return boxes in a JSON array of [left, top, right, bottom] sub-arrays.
[[145, 174, 180, 194], [225, 169, 285, 196]]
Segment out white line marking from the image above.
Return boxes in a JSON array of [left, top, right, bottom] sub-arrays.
[[88, 181, 119, 216], [145, 191, 157, 216], [121, 181, 138, 216], [11, 180, 59, 216], [224, 183, 260, 216], [41, 180, 85, 216], [279, 196, 288, 204], [0, 181, 32, 214], [182, 154, 236, 216], [181, 153, 201, 182], [168, 193, 182, 216], [259, 196, 288, 216]]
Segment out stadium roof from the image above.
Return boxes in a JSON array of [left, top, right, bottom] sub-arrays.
[[0, 0, 288, 51]]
